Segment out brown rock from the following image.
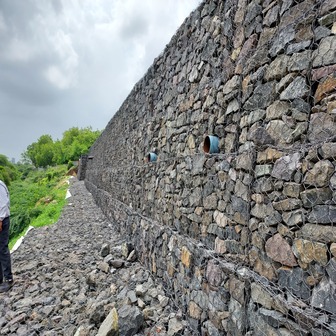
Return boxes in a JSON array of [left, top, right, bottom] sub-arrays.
[[265, 234, 298, 266], [272, 199, 302, 211], [249, 248, 277, 281], [320, 0, 336, 16], [315, 76, 336, 103], [188, 301, 202, 320], [298, 224, 336, 244], [330, 243, 336, 257], [257, 148, 283, 164], [181, 246, 192, 268], [304, 160, 335, 187], [293, 239, 328, 266]]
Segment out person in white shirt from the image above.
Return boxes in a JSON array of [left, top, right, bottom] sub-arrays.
[[0, 180, 13, 292]]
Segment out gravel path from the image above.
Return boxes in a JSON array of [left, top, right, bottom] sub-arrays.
[[0, 179, 192, 336]]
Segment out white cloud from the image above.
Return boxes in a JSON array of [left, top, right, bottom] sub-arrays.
[[0, 0, 202, 161]]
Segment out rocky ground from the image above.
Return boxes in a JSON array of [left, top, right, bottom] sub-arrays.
[[0, 178, 194, 336]]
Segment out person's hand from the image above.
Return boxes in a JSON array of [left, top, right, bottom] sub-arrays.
[[0, 220, 2, 232]]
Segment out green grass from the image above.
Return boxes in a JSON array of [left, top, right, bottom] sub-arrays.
[[8, 165, 69, 248]]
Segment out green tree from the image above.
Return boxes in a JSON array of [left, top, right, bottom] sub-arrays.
[[26, 135, 54, 167], [0, 154, 18, 185]]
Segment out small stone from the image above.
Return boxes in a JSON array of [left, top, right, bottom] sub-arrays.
[[181, 246, 192, 268], [308, 205, 336, 224], [311, 278, 336, 314], [315, 76, 336, 103], [96, 308, 118, 336], [272, 199, 302, 212], [319, 143, 336, 159], [100, 243, 110, 257], [280, 77, 309, 100], [300, 188, 332, 208], [313, 36, 336, 67], [271, 153, 301, 181], [331, 243, 336, 257], [188, 301, 202, 320], [251, 283, 273, 309], [266, 100, 290, 120], [308, 113, 336, 142], [283, 183, 303, 198], [278, 267, 311, 300], [257, 147, 283, 163], [98, 262, 110, 273], [292, 239, 328, 266], [298, 224, 336, 243], [282, 210, 304, 227], [168, 317, 184, 336], [206, 260, 223, 287], [266, 120, 293, 144], [127, 250, 137, 262], [304, 160, 335, 188], [265, 234, 298, 266], [110, 260, 125, 268]]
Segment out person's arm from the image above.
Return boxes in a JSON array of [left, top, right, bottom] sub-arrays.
[[0, 183, 9, 232]]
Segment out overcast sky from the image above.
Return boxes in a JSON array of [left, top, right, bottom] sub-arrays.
[[0, 0, 201, 161]]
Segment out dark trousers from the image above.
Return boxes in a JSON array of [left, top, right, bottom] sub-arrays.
[[0, 217, 12, 281]]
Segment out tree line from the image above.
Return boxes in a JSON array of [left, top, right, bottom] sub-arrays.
[[22, 127, 101, 168]]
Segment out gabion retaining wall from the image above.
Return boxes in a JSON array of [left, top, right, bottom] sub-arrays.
[[85, 0, 336, 334]]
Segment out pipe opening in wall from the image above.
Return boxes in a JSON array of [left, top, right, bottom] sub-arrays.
[[203, 135, 219, 154], [146, 152, 157, 162]]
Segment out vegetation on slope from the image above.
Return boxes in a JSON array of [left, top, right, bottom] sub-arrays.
[[8, 165, 69, 249], [1, 126, 101, 248]]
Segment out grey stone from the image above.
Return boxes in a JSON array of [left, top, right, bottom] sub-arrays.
[[96, 308, 118, 336], [288, 51, 312, 72], [280, 77, 309, 100], [319, 143, 336, 159], [278, 267, 311, 300], [206, 260, 223, 287], [266, 120, 293, 144], [300, 188, 333, 208], [251, 203, 275, 219], [298, 224, 336, 243], [264, 55, 289, 81], [318, 10, 336, 27], [240, 109, 266, 128], [271, 153, 301, 181], [314, 26, 331, 42], [223, 75, 240, 95], [313, 36, 336, 67], [250, 283, 273, 309], [282, 210, 304, 227], [266, 100, 290, 120], [308, 113, 336, 143], [244, 82, 277, 110], [100, 243, 110, 257], [326, 258, 336, 282], [247, 127, 275, 146], [255, 165, 272, 177], [331, 173, 336, 190], [311, 278, 336, 314], [286, 40, 312, 54], [263, 4, 280, 27], [269, 25, 295, 57], [118, 305, 144, 336], [308, 205, 336, 224]]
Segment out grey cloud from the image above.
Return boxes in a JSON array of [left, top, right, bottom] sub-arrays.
[[119, 14, 148, 40], [0, 0, 201, 161]]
